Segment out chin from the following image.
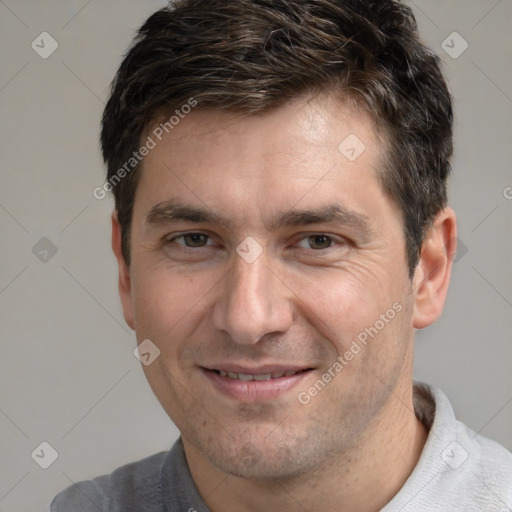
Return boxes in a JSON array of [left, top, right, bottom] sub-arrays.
[[200, 432, 326, 481]]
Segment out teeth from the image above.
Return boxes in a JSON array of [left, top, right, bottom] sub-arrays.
[[253, 374, 272, 381], [217, 370, 300, 380]]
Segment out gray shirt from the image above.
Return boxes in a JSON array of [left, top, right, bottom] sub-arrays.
[[51, 383, 512, 511]]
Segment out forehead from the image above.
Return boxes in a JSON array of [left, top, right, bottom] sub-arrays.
[[134, 94, 393, 231], [142, 94, 383, 174]]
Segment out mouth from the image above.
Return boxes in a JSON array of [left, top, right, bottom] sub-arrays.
[[200, 365, 314, 401], [212, 368, 309, 381]]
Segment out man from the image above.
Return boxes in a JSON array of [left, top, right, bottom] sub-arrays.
[[52, 0, 512, 510]]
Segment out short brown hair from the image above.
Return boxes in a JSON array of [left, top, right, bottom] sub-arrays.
[[101, 0, 453, 277]]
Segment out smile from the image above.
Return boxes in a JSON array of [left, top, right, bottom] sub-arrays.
[[201, 366, 313, 401], [215, 369, 307, 381]]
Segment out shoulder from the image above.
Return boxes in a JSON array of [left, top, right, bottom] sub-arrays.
[[427, 382, 512, 486], [384, 383, 512, 511], [400, 383, 512, 510], [50, 451, 168, 512], [456, 418, 512, 507]]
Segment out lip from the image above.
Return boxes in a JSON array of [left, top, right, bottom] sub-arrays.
[[200, 365, 313, 401], [202, 364, 310, 375]]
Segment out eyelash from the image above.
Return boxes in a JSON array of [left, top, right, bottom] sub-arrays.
[[165, 232, 346, 251], [167, 232, 215, 249]]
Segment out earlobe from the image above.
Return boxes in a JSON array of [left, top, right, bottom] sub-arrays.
[[411, 208, 457, 330], [111, 211, 135, 331]]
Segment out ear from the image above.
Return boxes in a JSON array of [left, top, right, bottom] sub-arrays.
[[111, 211, 135, 331], [411, 207, 457, 329]]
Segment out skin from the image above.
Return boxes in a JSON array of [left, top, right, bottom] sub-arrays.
[[112, 93, 457, 512]]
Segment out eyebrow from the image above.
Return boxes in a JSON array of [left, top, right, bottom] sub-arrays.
[[146, 201, 235, 229], [269, 204, 372, 233], [145, 200, 372, 234]]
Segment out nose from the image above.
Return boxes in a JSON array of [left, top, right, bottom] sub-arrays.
[[212, 250, 293, 345]]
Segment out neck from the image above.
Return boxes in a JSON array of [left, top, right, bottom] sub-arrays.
[[184, 383, 428, 512]]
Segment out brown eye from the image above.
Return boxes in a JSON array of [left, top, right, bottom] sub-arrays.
[[171, 233, 210, 247], [308, 234, 333, 250]]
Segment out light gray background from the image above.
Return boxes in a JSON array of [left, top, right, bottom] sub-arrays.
[[0, 1, 511, 510]]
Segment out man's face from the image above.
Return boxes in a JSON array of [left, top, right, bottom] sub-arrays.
[[119, 94, 418, 478]]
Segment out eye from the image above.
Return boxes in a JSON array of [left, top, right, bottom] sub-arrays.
[[296, 234, 337, 250], [168, 232, 212, 248]]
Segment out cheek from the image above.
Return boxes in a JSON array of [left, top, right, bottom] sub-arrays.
[[287, 261, 411, 371], [291, 263, 394, 332], [131, 264, 214, 342]]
